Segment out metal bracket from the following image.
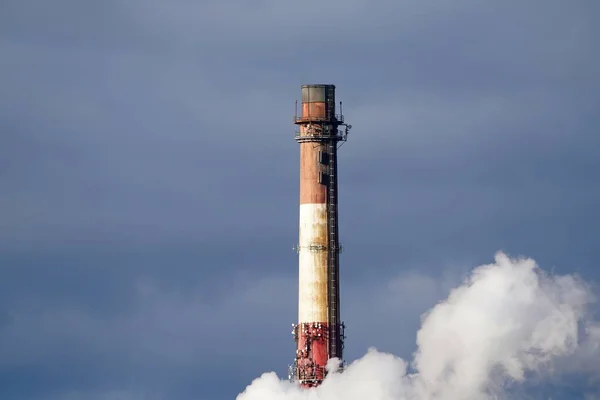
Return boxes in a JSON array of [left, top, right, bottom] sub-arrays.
[[293, 243, 343, 253], [293, 244, 328, 253]]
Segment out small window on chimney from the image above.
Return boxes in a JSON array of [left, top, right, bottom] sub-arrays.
[[319, 172, 329, 185], [318, 151, 329, 165]]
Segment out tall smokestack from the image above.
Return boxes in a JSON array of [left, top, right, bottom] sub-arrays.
[[289, 84, 352, 388]]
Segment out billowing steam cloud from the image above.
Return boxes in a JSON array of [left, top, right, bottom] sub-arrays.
[[237, 252, 599, 399]]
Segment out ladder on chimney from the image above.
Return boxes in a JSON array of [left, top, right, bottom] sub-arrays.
[[326, 129, 341, 362]]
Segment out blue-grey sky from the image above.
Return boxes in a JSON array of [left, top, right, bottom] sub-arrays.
[[1, 1, 599, 399]]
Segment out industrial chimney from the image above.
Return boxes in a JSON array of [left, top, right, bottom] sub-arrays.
[[289, 84, 352, 388]]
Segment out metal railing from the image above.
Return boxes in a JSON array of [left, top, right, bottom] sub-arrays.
[[293, 114, 344, 124], [294, 130, 347, 141]]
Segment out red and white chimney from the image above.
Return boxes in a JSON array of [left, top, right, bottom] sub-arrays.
[[290, 84, 351, 388]]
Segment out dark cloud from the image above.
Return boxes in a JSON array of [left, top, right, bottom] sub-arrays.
[[0, 0, 599, 399]]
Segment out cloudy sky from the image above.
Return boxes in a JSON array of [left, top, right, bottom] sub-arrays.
[[1, 1, 599, 399]]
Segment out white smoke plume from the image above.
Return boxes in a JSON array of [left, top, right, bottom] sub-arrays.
[[237, 252, 600, 400]]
